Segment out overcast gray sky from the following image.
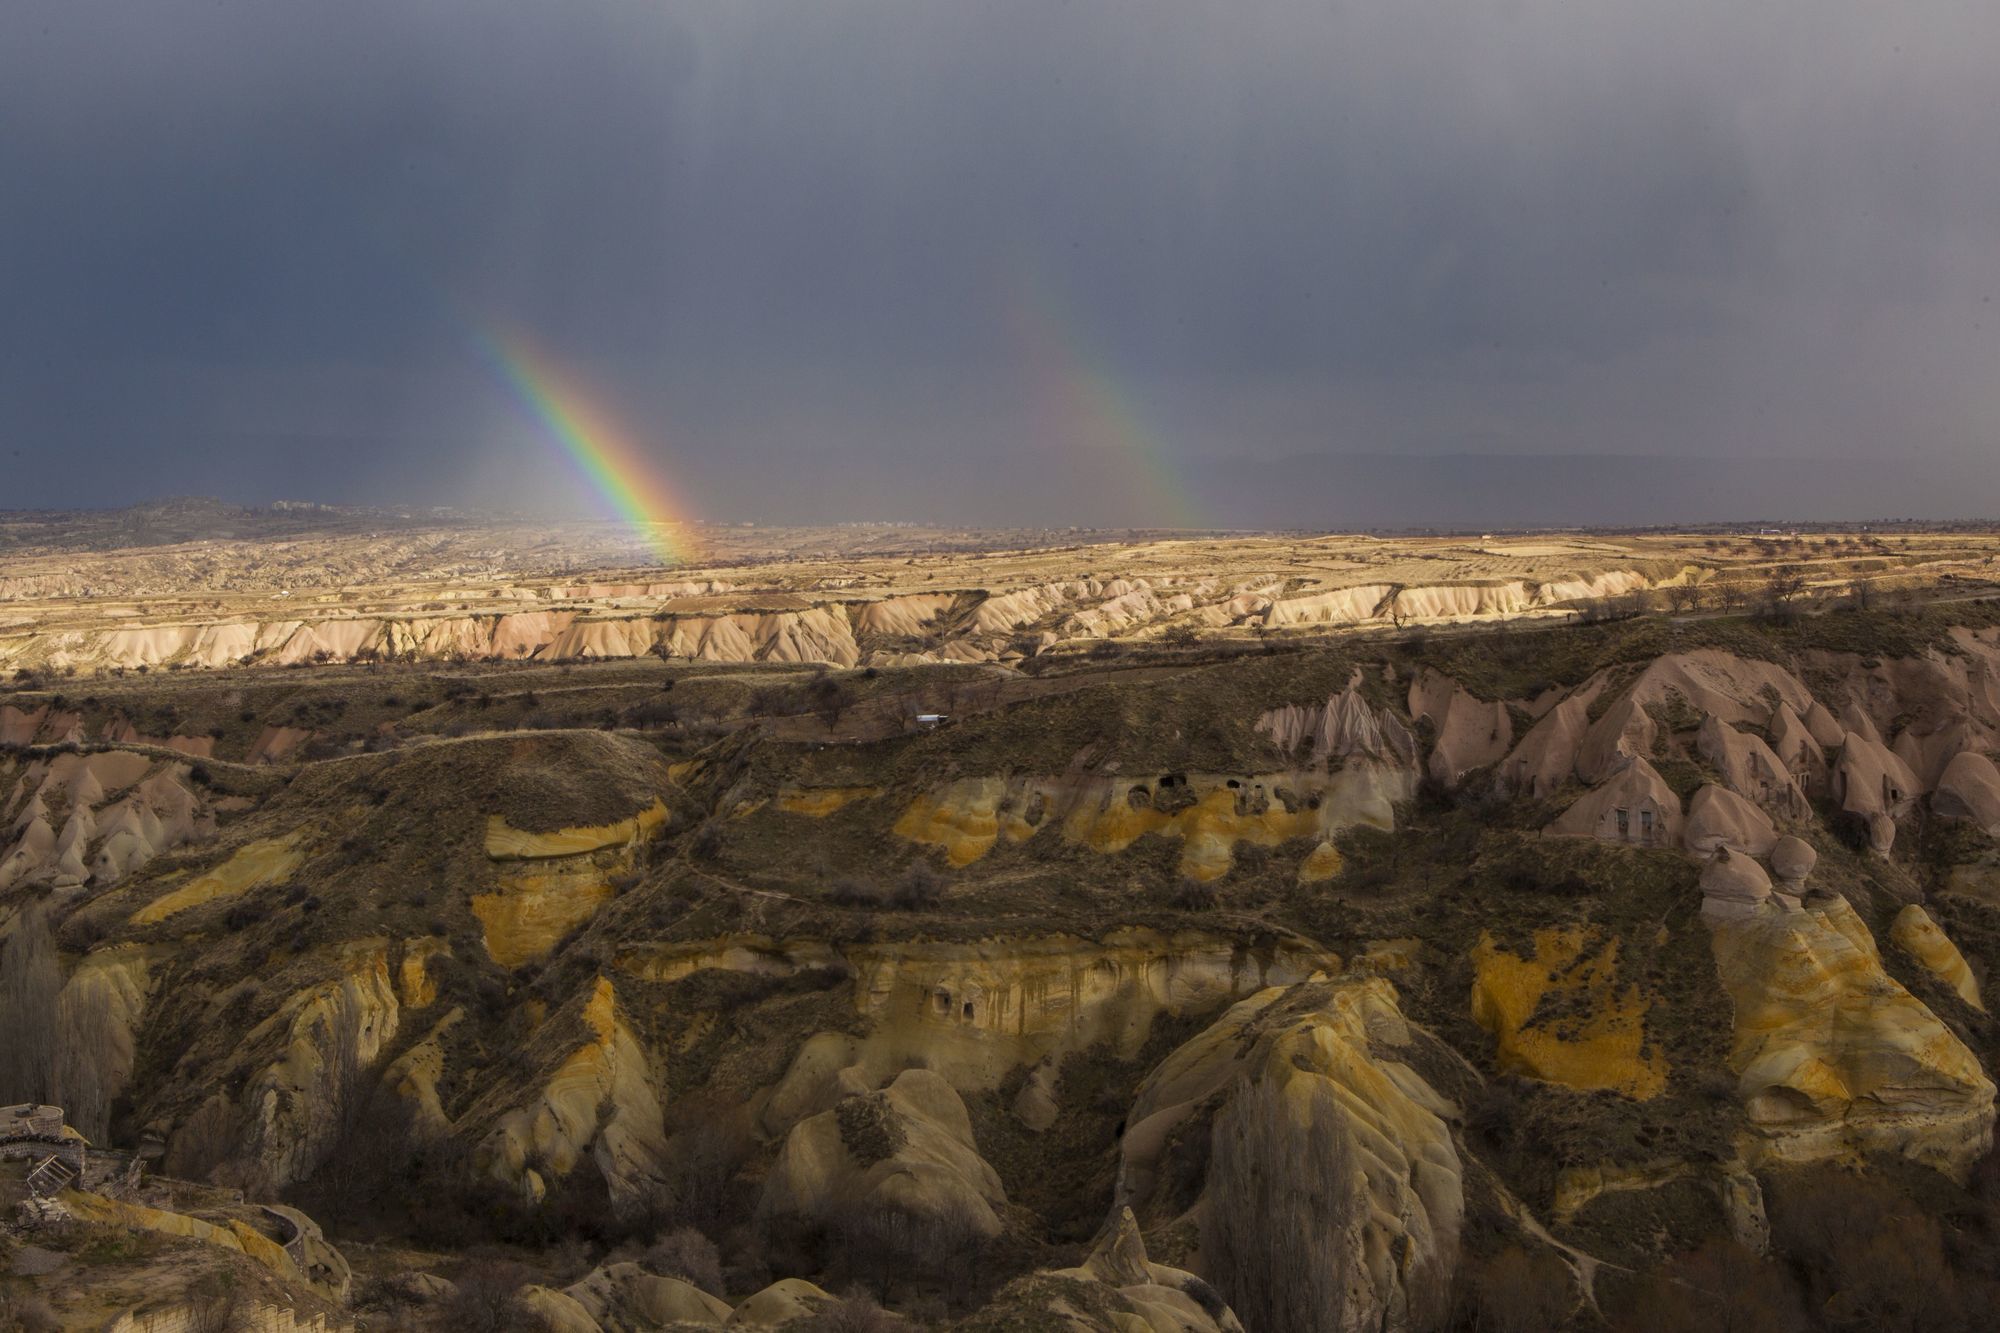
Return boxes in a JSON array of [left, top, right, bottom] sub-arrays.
[[3, 1, 1996, 527]]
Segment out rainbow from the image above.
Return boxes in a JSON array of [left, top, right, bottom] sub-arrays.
[[477, 329, 693, 566], [1005, 273, 1200, 528]]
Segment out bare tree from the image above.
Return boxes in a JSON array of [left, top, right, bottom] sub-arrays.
[[0, 906, 62, 1105], [54, 977, 121, 1143], [1664, 581, 1707, 615], [1760, 566, 1810, 620], [1202, 1076, 1359, 1333]]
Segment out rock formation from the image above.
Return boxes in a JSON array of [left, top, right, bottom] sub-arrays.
[[1709, 894, 1995, 1175], [1117, 978, 1461, 1333]]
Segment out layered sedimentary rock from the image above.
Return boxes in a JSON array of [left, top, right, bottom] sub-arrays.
[[563, 1263, 733, 1329], [1117, 978, 1462, 1333], [1891, 904, 1986, 1011], [1696, 715, 1804, 816], [746, 930, 1337, 1133], [1934, 750, 2000, 833], [1495, 680, 1600, 798], [893, 763, 1415, 881], [129, 832, 307, 925], [1574, 697, 1657, 786], [1709, 895, 1995, 1175], [1683, 784, 1779, 857], [160, 941, 405, 1190], [470, 977, 668, 1204], [1700, 847, 1775, 918], [1, 750, 213, 892], [1255, 683, 1418, 767], [966, 1208, 1245, 1333], [474, 800, 668, 967]]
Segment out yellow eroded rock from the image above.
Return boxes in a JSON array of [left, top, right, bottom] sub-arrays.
[[1118, 978, 1461, 1333], [753, 929, 1338, 1134], [1470, 926, 1666, 1099], [894, 767, 1411, 879], [385, 1008, 463, 1133], [1711, 896, 1996, 1175], [775, 785, 880, 816], [398, 937, 447, 1008], [232, 940, 403, 1188], [1297, 840, 1344, 883], [130, 832, 307, 925], [477, 977, 668, 1204], [1551, 1159, 1696, 1224], [473, 864, 615, 968], [760, 1068, 1007, 1239], [484, 797, 668, 860], [1891, 904, 1985, 1012]]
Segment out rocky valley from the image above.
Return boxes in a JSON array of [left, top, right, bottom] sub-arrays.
[[5, 514, 2000, 1330]]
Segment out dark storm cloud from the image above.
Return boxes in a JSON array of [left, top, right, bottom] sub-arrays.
[[3, 1, 1997, 525]]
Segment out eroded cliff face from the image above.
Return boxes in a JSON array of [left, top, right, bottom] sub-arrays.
[[892, 767, 1414, 879], [474, 799, 669, 967], [20, 614, 2000, 1330], [1710, 895, 1995, 1176], [738, 929, 1338, 1135], [1117, 979, 1463, 1333], [468, 977, 669, 1205]]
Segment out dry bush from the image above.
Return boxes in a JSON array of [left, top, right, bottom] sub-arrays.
[[828, 1193, 990, 1304], [437, 1261, 546, 1333], [184, 1276, 248, 1333], [1610, 1238, 1808, 1333], [0, 1290, 61, 1333], [645, 1226, 725, 1297], [796, 1293, 916, 1333], [1759, 566, 1810, 620], [1663, 582, 1706, 614], [54, 972, 132, 1143], [0, 906, 60, 1104], [1768, 1168, 1978, 1331], [828, 877, 890, 908], [1465, 1245, 1573, 1333], [893, 861, 944, 909], [648, 1095, 754, 1235], [1201, 1075, 1357, 1333]]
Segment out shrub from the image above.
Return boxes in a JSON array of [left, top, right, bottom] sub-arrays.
[[1610, 1239, 1808, 1333], [645, 1226, 725, 1297], [437, 1261, 546, 1333], [892, 862, 944, 909], [0, 905, 60, 1104], [797, 1294, 915, 1333], [828, 878, 888, 908], [0, 1291, 60, 1333], [1465, 1246, 1573, 1333]]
